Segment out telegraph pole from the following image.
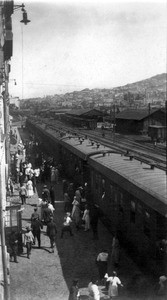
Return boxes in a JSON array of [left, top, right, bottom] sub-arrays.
[[113, 103, 116, 142]]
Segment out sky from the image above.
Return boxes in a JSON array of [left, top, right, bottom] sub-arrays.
[[9, 0, 166, 99]]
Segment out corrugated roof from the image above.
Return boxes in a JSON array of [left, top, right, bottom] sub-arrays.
[[116, 108, 159, 120], [89, 153, 167, 216]]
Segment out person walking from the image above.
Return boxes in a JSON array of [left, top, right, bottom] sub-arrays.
[[31, 174, 37, 193], [96, 250, 109, 282], [69, 279, 80, 300], [105, 271, 123, 298], [157, 275, 167, 296], [71, 197, 81, 230], [62, 179, 68, 194], [64, 192, 71, 212], [88, 278, 100, 300], [61, 212, 73, 238], [90, 205, 102, 240], [82, 204, 90, 231], [42, 185, 50, 201], [31, 218, 43, 248], [9, 231, 18, 263], [48, 201, 55, 214], [43, 202, 53, 226], [24, 225, 34, 259], [19, 183, 27, 205], [55, 167, 59, 184], [26, 179, 34, 198], [9, 178, 14, 196], [47, 216, 57, 253], [31, 207, 40, 224], [50, 166, 56, 183], [50, 185, 55, 206]]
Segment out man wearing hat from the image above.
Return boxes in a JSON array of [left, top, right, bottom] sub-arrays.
[[31, 216, 43, 248], [24, 225, 34, 259], [47, 216, 57, 253], [42, 185, 50, 201], [96, 250, 109, 283], [9, 231, 18, 263], [31, 207, 39, 225], [43, 202, 53, 226]]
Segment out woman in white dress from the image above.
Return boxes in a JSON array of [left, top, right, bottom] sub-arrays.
[[26, 179, 34, 198], [105, 271, 123, 298]]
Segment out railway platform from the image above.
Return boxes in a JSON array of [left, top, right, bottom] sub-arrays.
[[8, 128, 166, 300]]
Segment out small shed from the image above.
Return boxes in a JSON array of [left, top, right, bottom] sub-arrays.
[[115, 108, 166, 134]]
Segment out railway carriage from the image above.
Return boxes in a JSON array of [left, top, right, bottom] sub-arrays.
[[88, 152, 167, 266]]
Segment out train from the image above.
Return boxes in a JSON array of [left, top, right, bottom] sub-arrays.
[[26, 119, 167, 273]]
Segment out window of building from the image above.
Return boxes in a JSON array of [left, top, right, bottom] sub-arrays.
[[5, 209, 18, 227], [5, 210, 10, 227]]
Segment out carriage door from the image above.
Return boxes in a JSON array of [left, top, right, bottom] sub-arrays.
[[5, 205, 22, 253]]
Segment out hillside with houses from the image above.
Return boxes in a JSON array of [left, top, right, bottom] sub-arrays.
[[12, 73, 166, 112]]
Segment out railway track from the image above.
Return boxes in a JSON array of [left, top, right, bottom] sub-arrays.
[[40, 118, 167, 171]]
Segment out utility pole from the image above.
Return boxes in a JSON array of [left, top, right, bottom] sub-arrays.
[[113, 104, 116, 142], [148, 102, 151, 126]]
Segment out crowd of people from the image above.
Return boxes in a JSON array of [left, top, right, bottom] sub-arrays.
[[8, 134, 167, 300]]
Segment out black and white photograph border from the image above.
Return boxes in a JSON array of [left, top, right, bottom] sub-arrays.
[[0, 0, 166, 300]]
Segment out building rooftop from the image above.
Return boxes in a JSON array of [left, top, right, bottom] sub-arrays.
[[116, 108, 160, 120]]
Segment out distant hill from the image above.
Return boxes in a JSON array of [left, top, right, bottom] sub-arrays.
[[21, 73, 166, 106], [114, 73, 167, 93]]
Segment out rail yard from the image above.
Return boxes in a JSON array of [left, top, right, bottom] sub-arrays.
[[31, 117, 166, 171]]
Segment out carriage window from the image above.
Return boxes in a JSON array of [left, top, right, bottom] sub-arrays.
[[95, 173, 101, 191], [95, 174, 98, 189], [114, 193, 118, 207], [130, 200, 136, 223], [110, 184, 114, 202], [137, 203, 142, 214], [119, 193, 124, 212], [102, 179, 105, 193], [144, 211, 150, 238], [110, 184, 114, 195]]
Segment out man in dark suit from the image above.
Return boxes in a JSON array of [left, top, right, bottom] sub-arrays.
[[31, 218, 43, 248], [47, 216, 57, 253]]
